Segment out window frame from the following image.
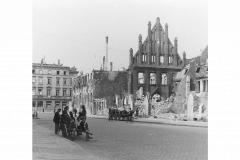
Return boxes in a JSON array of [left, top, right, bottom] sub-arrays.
[[32, 88, 36, 95], [38, 88, 43, 95], [38, 77, 43, 85], [56, 89, 60, 96], [47, 89, 51, 96], [47, 78, 51, 85], [63, 78, 67, 86], [63, 89, 67, 96], [56, 78, 60, 85]]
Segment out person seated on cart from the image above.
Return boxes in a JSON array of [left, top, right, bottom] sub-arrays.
[[62, 106, 74, 126], [76, 105, 92, 140]]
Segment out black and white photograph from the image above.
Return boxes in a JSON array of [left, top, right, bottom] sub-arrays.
[[31, 0, 208, 159]]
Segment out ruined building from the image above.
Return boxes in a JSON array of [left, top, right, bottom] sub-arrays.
[[128, 17, 186, 114], [72, 37, 128, 116], [170, 46, 208, 120]]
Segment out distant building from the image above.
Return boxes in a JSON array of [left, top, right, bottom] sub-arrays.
[[32, 59, 78, 111]]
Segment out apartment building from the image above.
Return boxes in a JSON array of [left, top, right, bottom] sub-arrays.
[[32, 59, 78, 111]]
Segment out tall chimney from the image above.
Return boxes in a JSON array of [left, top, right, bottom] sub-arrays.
[[103, 56, 105, 71], [110, 62, 113, 71], [183, 52, 186, 67], [105, 37, 108, 71], [58, 59, 60, 65]]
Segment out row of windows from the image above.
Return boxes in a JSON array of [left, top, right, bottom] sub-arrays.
[[32, 77, 72, 86], [138, 73, 169, 85], [137, 55, 173, 64], [32, 69, 68, 75], [32, 88, 72, 97]]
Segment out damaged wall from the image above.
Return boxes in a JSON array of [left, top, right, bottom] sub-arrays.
[[93, 71, 128, 107]]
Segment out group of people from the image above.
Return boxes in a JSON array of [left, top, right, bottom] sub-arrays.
[[108, 107, 139, 122], [53, 105, 92, 139]]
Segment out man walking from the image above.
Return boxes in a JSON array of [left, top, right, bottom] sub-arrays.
[[53, 108, 61, 134]]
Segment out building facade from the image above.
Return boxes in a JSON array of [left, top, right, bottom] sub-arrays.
[[128, 17, 185, 114], [32, 59, 78, 111]]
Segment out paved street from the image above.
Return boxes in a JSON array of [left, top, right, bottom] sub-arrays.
[[33, 113, 208, 160]]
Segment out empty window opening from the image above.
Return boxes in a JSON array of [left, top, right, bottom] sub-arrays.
[[32, 70, 35, 74], [162, 73, 167, 85], [203, 80, 206, 92], [150, 73, 156, 84], [64, 71, 66, 75], [160, 56, 164, 64], [57, 71, 60, 75], [197, 81, 200, 92], [169, 56, 172, 64], [138, 73, 144, 84], [196, 67, 200, 73]]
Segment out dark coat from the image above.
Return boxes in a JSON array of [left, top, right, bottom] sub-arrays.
[[53, 112, 60, 123]]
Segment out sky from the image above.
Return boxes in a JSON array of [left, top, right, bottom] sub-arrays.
[[33, 0, 208, 74]]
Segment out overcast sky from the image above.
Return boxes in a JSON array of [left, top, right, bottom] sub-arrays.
[[33, 0, 207, 74]]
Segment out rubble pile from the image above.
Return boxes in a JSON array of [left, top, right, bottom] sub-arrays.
[[152, 95, 175, 115], [156, 113, 185, 120]]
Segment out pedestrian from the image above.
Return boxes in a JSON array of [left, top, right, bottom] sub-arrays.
[[129, 108, 134, 122], [53, 108, 61, 134], [136, 107, 139, 117]]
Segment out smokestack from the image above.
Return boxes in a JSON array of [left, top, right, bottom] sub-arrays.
[[110, 62, 113, 71], [103, 56, 105, 71], [58, 59, 60, 65], [105, 36, 108, 71]]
